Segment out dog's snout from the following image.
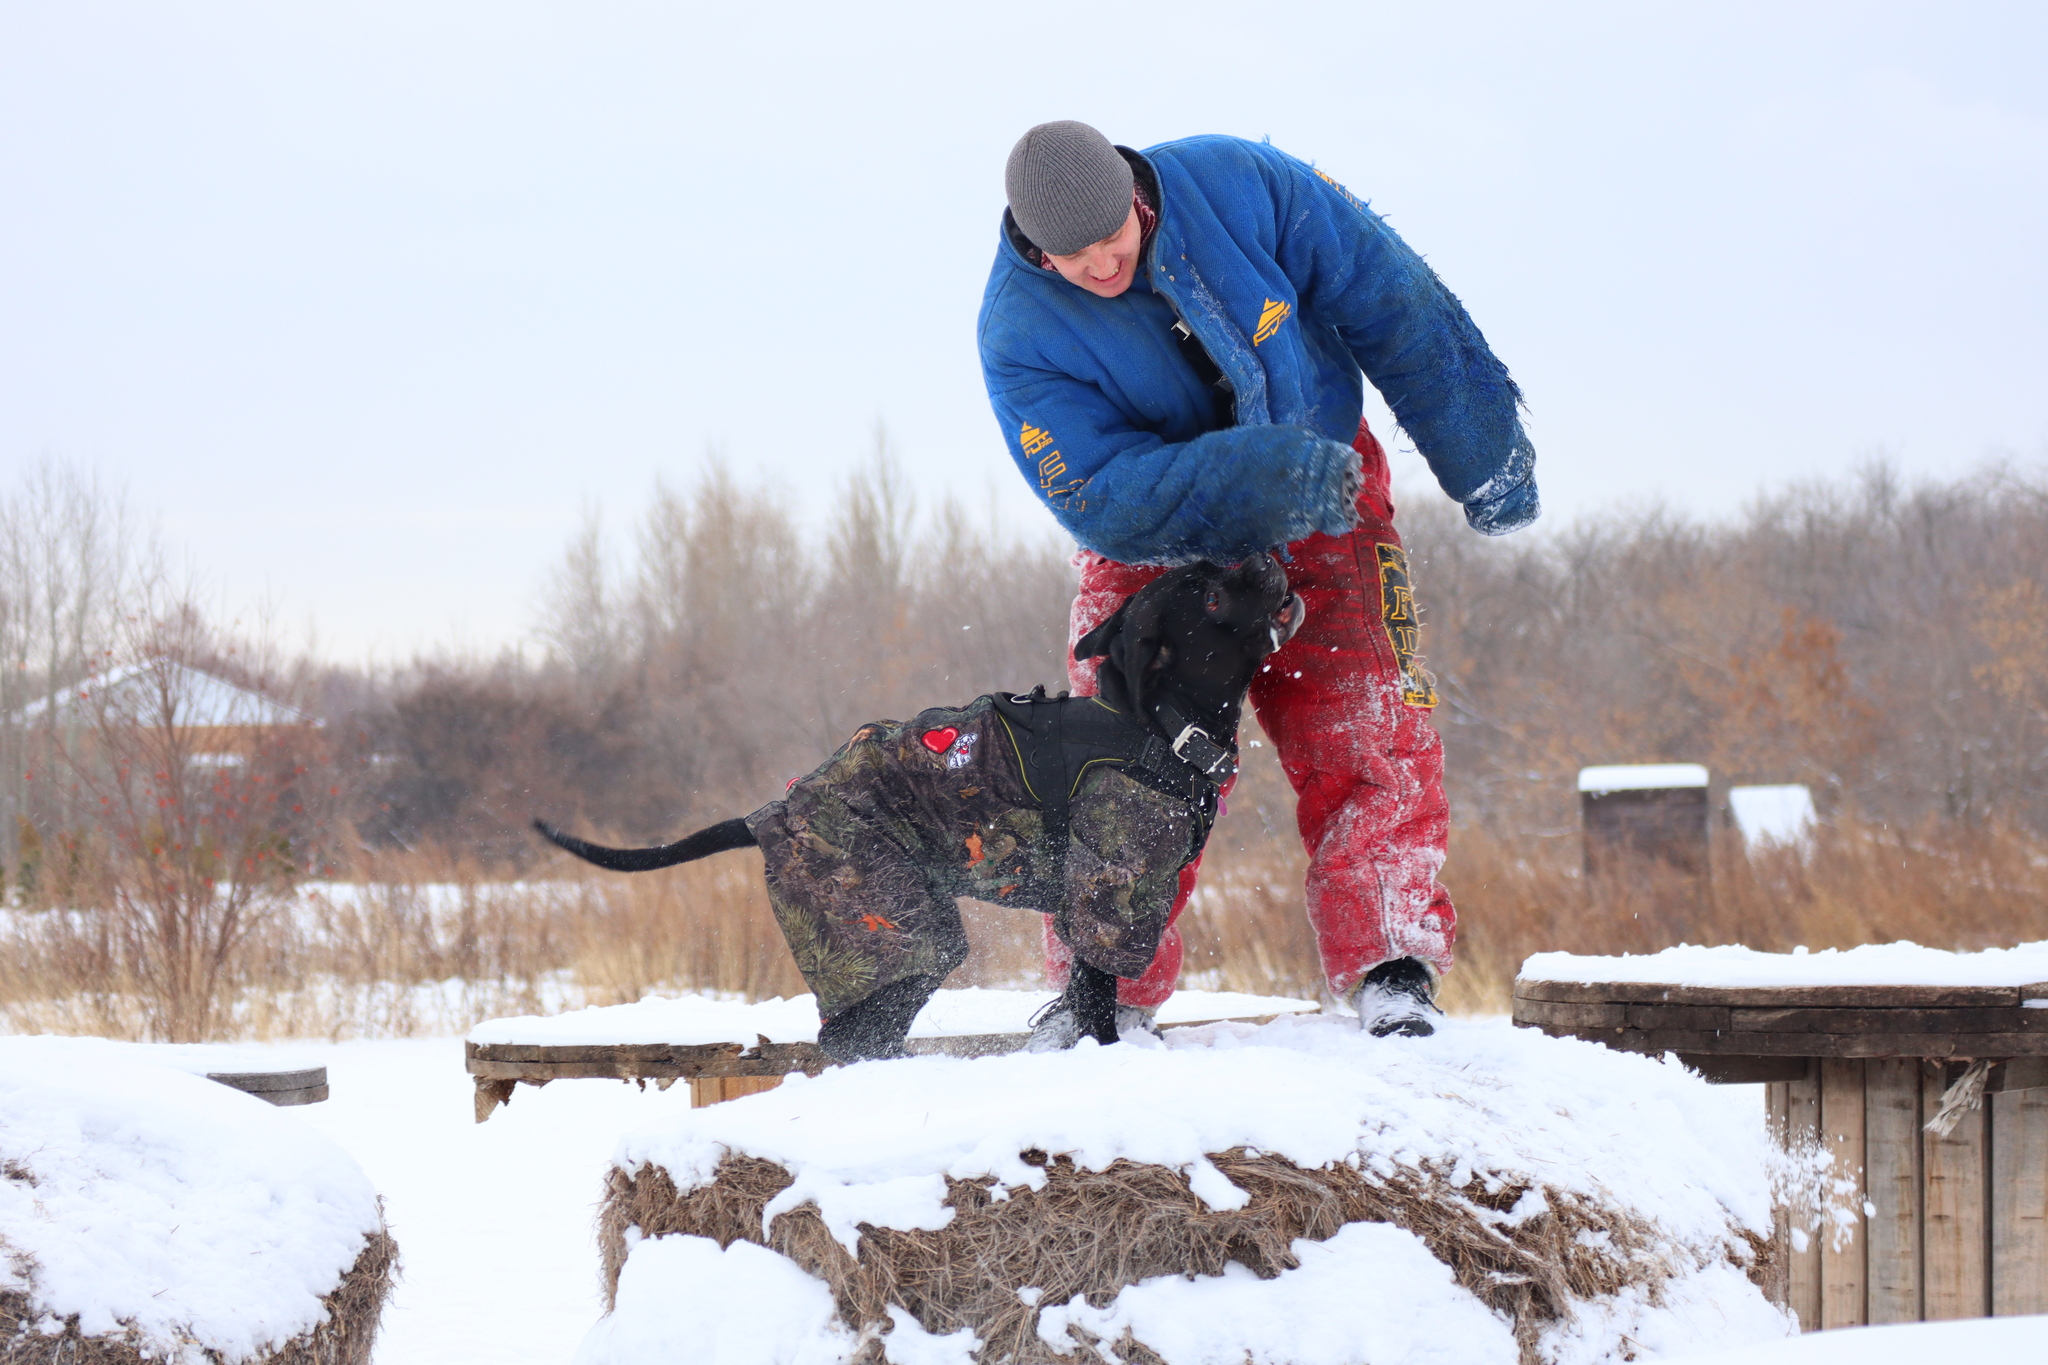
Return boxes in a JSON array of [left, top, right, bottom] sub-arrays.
[[1233, 550, 1290, 604]]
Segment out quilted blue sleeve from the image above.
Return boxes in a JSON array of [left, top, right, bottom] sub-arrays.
[[981, 344, 1357, 565], [1267, 149, 1539, 533]]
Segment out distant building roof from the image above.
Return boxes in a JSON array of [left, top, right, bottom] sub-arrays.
[[14, 661, 309, 730], [1728, 784, 1817, 849], [1577, 763, 1711, 794]]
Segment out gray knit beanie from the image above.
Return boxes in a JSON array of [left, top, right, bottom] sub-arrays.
[[1005, 121, 1134, 257]]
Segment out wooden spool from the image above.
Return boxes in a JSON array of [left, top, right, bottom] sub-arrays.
[[1514, 976, 2048, 1329], [204, 1066, 329, 1106]]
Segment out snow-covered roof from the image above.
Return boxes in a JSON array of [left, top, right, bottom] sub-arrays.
[[1728, 784, 1816, 847], [1577, 763, 1710, 793], [14, 660, 308, 729]]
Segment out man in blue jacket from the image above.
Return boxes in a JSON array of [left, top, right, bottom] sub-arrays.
[[978, 121, 1539, 1040]]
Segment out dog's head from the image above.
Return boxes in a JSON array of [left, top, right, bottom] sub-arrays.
[[1074, 553, 1303, 730]]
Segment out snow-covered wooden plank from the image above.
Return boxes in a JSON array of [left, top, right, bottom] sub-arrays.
[[1517, 979, 2039, 1008], [1522, 942, 2048, 993]]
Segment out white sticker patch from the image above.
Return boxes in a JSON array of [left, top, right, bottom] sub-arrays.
[[946, 732, 979, 769]]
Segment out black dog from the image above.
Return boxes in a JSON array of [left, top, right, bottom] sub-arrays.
[[537, 554, 1302, 1064]]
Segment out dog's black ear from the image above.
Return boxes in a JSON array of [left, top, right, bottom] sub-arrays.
[[1101, 589, 1170, 716], [1074, 599, 1131, 663]]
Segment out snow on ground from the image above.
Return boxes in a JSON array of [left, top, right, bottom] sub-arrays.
[[1031, 1221, 1521, 1365], [1522, 941, 2048, 990], [1664, 1314, 2048, 1363], [0, 1037, 384, 1363], [592, 1013, 1793, 1365], [469, 987, 1318, 1047], [285, 1037, 678, 1365], [8, 1003, 1922, 1365], [91, 1040, 329, 1076]]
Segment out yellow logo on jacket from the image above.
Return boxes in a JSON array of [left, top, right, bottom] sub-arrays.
[[1253, 298, 1292, 346], [1021, 421, 1079, 504]]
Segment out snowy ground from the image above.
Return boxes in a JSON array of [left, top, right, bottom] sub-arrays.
[[284, 1018, 1779, 1364], [13, 1019, 2041, 1363], [283, 1037, 654, 1365]]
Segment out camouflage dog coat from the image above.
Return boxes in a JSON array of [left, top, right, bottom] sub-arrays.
[[743, 688, 1223, 1020]]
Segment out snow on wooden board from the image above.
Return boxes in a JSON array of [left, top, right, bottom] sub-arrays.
[[588, 1015, 1793, 1365], [1521, 941, 2048, 993], [0, 1036, 384, 1363], [466, 987, 1318, 1048]]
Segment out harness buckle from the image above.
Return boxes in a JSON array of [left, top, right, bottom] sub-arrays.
[[1169, 722, 1209, 757]]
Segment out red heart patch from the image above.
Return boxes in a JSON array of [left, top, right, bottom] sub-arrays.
[[921, 726, 960, 753]]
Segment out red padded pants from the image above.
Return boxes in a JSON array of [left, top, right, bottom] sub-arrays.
[[1044, 419, 1457, 1006]]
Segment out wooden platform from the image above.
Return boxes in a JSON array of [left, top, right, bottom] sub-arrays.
[[466, 1011, 1313, 1122], [1514, 974, 2048, 1328]]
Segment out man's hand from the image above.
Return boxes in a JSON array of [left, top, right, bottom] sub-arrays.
[[1463, 473, 1539, 536]]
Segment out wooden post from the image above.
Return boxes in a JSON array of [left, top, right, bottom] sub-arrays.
[[1991, 1085, 2048, 1316], [1819, 1059, 1868, 1328], [1864, 1058, 1922, 1323], [689, 1074, 784, 1108], [1921, 1063, 1990, 1320], [1785, 1067, 1823, 1330]]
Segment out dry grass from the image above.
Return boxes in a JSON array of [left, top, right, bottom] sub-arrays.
[[9, 802, 2048, 1039], [599, 1150, 1769, 1365], [0, 1227, 395, 1365]]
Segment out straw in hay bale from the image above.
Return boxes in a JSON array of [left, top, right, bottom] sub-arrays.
[[0, 1225, 395, 1365], [599, 1149, 1775, 1365]]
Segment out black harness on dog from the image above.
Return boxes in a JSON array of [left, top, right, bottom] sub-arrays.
[[991, 687, 1235, 860]]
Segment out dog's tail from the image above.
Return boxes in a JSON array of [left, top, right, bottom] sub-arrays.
[[532, 817, 757, 872]]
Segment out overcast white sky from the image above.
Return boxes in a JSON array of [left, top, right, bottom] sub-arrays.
[[3, 2, 2043, 663]]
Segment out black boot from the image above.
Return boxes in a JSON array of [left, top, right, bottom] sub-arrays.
[[1025, 960, 1122, 1051], [1349, 957, 1442, 1038]]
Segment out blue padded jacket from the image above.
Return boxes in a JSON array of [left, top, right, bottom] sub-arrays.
[[977, 135, 1538, 564]]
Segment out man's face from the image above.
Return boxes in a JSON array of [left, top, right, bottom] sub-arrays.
[[1043, 207, 1142, 298]]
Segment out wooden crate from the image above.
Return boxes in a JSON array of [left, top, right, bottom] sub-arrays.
[[1514, 977, 2048, 1329]]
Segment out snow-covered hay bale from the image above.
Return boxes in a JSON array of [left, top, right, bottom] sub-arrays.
[[0, 1038, 395, 1365], [585, 1018, 1793, 1365]]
